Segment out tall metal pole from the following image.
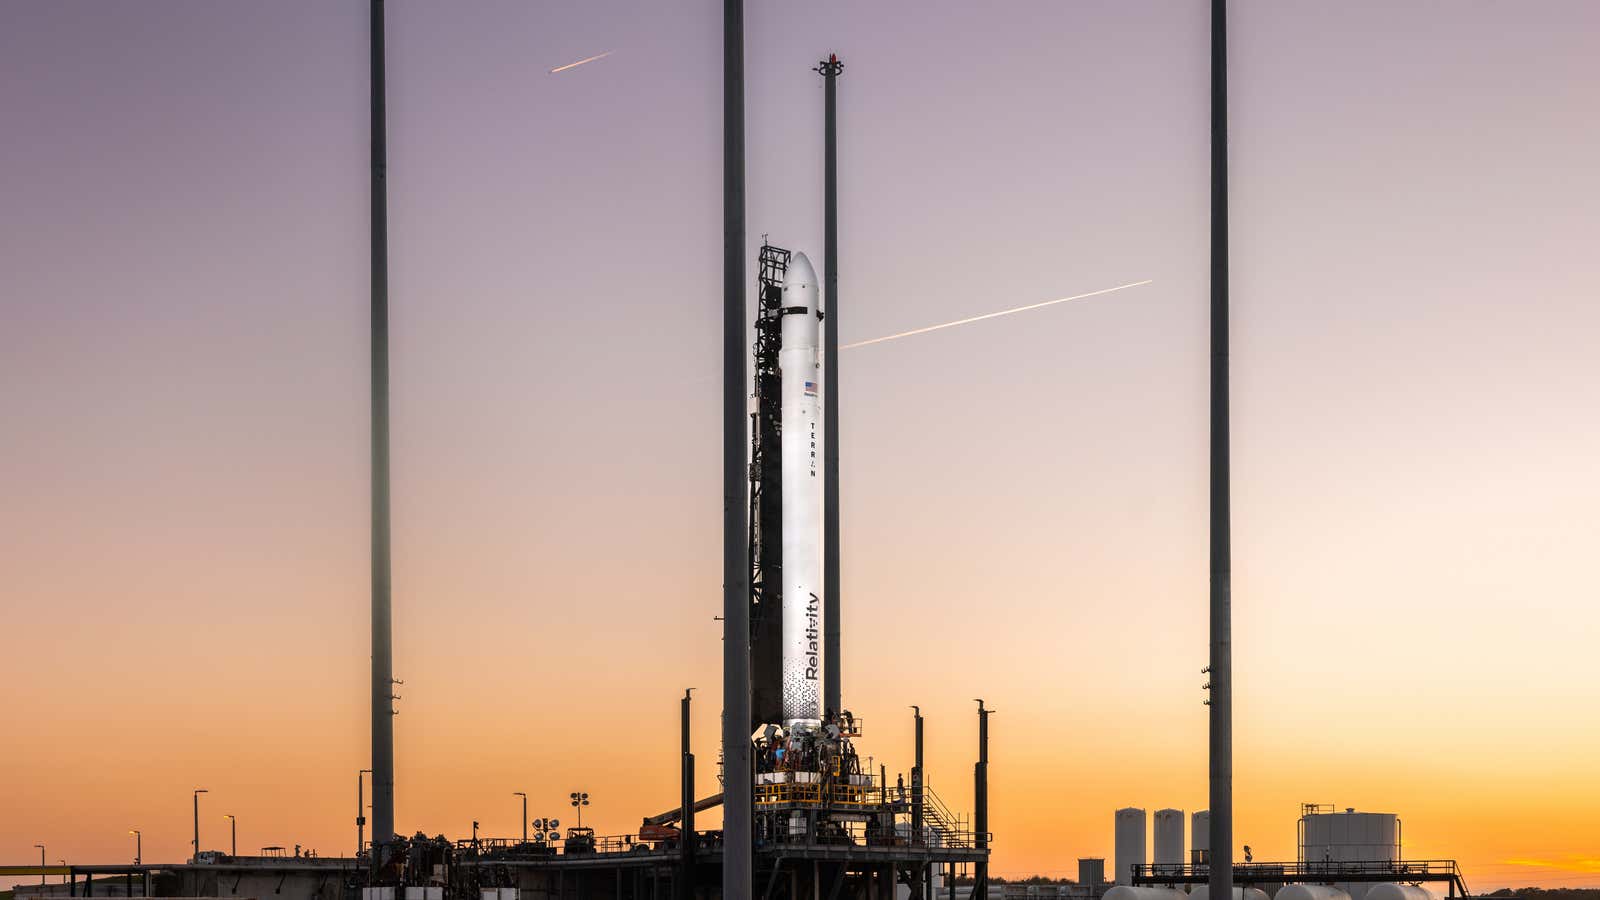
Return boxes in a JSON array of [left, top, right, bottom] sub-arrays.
[[192, 790, 206, 859], [720, 1, 752, 898], [514, 793, 527, 843], [357, 769, 370, 855], [369, 0, 397, 848], [680, 689, 696, 900], [1207, 3, 1234, 900], [974, 701, 990, 900], [912, 706, 926, 899], [911, 707, 924, 842], [816, 53, 844, 720]]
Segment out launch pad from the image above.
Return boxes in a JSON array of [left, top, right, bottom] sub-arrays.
[[4, 18, 991, 900]]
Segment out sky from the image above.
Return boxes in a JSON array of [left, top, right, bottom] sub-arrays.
[[2, 0, 1598, 890]]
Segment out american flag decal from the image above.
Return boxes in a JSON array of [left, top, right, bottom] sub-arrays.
[[804, 381, 817, 396]]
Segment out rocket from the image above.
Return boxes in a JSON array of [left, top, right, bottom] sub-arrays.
[[780, 251, 823, 733]]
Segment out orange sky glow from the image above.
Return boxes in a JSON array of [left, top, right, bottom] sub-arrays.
[[3, 1, 1598, 892]]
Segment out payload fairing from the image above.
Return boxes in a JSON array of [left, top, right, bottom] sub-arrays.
[[779, 252, 823, 733]]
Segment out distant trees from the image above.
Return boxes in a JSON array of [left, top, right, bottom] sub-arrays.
[[1487, 889, 1600, 900]]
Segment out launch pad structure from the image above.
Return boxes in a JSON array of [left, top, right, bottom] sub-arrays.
[[2, 3, 1512, 900], [2, 8, 993, 900]]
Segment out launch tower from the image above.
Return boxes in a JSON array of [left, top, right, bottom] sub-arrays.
[[749, 242, 789, 727]]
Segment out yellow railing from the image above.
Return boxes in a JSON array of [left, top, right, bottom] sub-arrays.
[[754, 780, 882, 807], [828, 783, 872, 807], [754, 781, 823, 806]]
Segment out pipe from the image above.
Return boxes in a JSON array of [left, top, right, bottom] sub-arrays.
[[720, 0, 752, 898], [1207, 4, 1233, 900], [642, 794, 725, 829], [369, 0, 396, 848], [818, 53, 843, 720]]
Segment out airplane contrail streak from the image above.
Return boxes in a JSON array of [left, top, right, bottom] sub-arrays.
[[840, 279, 1154, 349], [549, 51, 612, 74]]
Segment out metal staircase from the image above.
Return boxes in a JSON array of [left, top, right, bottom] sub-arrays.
[[919, 782, 974, 850]]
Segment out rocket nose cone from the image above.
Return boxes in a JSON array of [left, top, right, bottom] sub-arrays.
[[780, 251, 820, 347], [784, 252, 817, 294]]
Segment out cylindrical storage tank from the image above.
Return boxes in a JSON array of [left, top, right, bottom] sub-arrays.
[[1080, 858, 1107, 888], [1300, 810, 1399, 865], [1105, 888, 1188, 900], [1190, 887, 1270, 900], [1192, 810, 1211, 864], [1362, 813, 1400, 862], [1115, 808, 1148, 886], [1277, 887, 1351, 900], [1364, 886, 1433, 900], [1154, 809, 1186, 870]]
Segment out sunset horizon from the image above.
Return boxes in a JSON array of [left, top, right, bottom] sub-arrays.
[[3, 2, 1598, 898]]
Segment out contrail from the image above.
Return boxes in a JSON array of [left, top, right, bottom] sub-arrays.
[[549, 51, 612, 74], [841, 279, 1154, 349]]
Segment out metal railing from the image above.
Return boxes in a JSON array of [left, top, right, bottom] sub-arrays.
[[1132, 859, 1470, 896], [919, 782, 979, 850], [753, 781, 882, 808], [458, 832, 687, 859]]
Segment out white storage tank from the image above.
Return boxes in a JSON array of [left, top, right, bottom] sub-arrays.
[[1300, 806, 1401, 900], [1104, 887, 1188, 900], [1189, 887, 1269, 900], [1080, 858, 1107, 888], [1299, 808, 1400, 865], [1278, 887, 1352, 900], [1191, 810, 1211, 864], [1364, 886, 1433, 900], [1154, 809, 1186, 870], [1115, 808, 1148, 886]]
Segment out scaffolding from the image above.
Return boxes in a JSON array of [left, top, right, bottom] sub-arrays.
[[748, 242, 790, 727]]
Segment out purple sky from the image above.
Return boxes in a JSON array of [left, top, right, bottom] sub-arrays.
[[3, 0, 1599, 885]]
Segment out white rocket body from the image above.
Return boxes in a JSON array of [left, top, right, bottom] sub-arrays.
[[780, 252, 823, 733]]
